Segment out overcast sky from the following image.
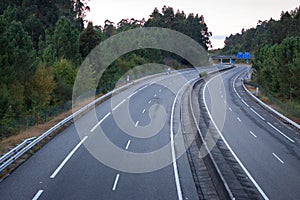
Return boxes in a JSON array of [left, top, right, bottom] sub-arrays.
[[86, 0, 300, 49]]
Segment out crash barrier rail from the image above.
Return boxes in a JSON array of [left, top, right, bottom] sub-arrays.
[[0, 68, 196, 174], [0, 65, 232, 174], [0, 137, 36, 172], [242, 78, 300, 131]]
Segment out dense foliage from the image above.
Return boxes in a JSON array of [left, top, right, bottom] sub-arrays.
[[223, 7, 300, 54], [223, 6, 300, 104], [252, 37, 300, 101], [0, 2, 211, 138]]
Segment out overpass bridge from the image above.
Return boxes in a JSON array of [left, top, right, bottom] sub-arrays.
[[211, 54, 252, 64]]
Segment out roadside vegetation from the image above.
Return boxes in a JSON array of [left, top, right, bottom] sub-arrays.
[[222, 6, 300, 120], [0, 1, 212, 140]]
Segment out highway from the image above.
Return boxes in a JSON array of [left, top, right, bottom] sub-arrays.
[[0, 68, 210, 200], [2, 64, 299, 200], [203, 65, 300, 200]]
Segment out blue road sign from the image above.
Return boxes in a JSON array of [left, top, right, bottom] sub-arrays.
[[237, 52, 243, 59], [244, 52, 250, 59]]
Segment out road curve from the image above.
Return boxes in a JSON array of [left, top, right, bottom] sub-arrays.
[[204, 65, 300, 200], [0, 67, 215, 200]]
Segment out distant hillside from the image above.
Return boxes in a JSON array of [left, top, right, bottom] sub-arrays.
[[222, 6, 300, 54]]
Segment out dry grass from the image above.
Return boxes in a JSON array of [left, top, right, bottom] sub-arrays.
[[245, 84, 256, 94], [245, 85, 300, 125], [0, 95, 101, 155]]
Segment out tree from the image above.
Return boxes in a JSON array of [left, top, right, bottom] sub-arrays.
[[53, 16, 81, 64], [79, 22, 103, 58], [31, 63, 56, 110]]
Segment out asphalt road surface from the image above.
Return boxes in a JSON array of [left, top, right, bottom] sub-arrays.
[[0, 67, 217, 200], [204, 65, 300, 200]]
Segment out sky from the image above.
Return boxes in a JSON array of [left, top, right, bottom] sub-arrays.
[[85, 0, 300, 49]]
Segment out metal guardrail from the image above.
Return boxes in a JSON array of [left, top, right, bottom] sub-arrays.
[[0, 137, 36, 172], [0, 68, 198, 174], [241, 76, 300, 131], [0, 66, 232, 174]]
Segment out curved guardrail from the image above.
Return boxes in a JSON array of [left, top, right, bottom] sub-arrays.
[[0, 65, 232, 175], [241, 76, 300, 131], [0, 68, 200, 174]]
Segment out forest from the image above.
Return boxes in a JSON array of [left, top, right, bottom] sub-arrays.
[[223, 7, 300, 111], [0, 1, 212, 138]]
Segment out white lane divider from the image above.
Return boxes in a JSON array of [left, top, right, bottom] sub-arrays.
[[32, 190, 44, 200], [112, 174, 120, 191], [154, 94, 157, 97], [250, 108, 265, 121], [241, 99, 250, 107], [267, 122, 295, 143], [159, 89, 162, 93], [250, 131, 257, 138], [139, 85, 148, 91], [90, 112, 111, 132], [135, 121, 139, 127], [206, 73, 269, 200], [237, 117, 241, 122], [50, 136, 88, 178], [125, 140, 131, 150], [112, 99, 126, 111], [142, 109, 146, 114], [272, 153, 284, 164], [127, 91, 138, 99], [229, 107, 232, 111], [148, 100, 151, 104]]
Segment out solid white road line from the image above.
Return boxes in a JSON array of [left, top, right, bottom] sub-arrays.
[[32, 190, 44, 200], [50, 136, 88, 179], [142, 109, 146, 114], [127, 91, 138, 99], [112, 99, 126, 111], [204, 73, 269, 200], [125, 140, 131, 150], [237, 117, 241, 122], [241, 99, 250, 107], [135, 121, 139, 127], [267, 122, 295, 143], [170, 78, 196, 200], [90, 112, 111, 132], [112, 174, 120, 191], [250, 108, 265, 121], [272, 153, 284, 164], [250, 131, 257, 138], [139, 85, 148, 91]]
